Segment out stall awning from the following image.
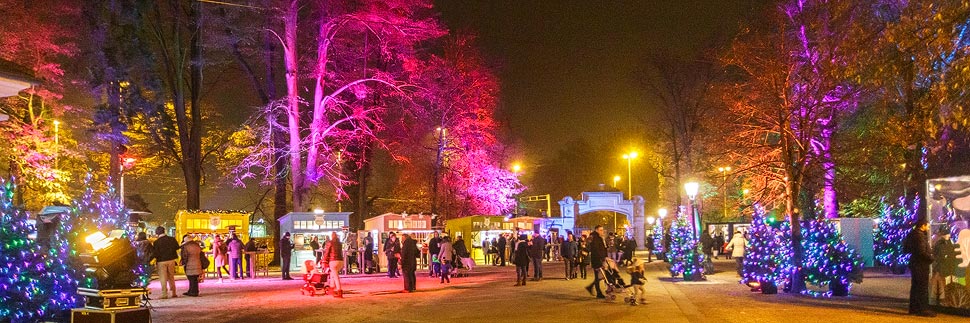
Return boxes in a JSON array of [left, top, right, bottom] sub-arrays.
[[0, 59, 39, 98]]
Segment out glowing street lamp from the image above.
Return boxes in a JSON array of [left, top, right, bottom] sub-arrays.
[[512, 163, 522, 174], [613, 175, 620, 189], [622, 151, 638, 199]]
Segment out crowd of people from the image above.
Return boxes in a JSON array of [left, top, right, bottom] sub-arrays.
[[134, 226, 262, 299]]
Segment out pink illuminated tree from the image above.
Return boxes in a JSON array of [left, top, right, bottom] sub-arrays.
[[233, 0, 447, 212]]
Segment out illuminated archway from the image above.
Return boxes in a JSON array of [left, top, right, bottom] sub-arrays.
[[559, 191, 645, 249]]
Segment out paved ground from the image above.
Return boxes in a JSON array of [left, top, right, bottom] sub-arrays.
[[147, 257, 966, 323]]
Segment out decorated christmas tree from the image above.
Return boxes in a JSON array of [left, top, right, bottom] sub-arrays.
[[742, 204, 793, 293], [874, 196, 917, 273], [667, 209, 705, 280], [800, 219, 864, 297], [0, 180, 49, 322], [652, 223, 664, 256]]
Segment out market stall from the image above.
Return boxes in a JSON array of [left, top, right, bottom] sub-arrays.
[[278, 211, 352, 271], [927, 175, 970, 314], [444, 215, 537, 264], [363, 213, 435, 271]]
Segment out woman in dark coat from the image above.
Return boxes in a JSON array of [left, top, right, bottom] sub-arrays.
[[513, 234, 531, 286], [577, 236, 590, 279], [401, 234, 420, 292]]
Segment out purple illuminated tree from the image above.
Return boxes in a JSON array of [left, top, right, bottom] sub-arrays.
[[720, 0, 864, 293]]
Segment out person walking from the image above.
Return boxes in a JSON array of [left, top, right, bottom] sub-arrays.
[[622, 236, 636, 266], [454, 235, 469, 259], [401, 233, 419, 292], [904, 220, 935, 317], [528, 232, 545, 281], [606, 232, 617, 261], [426, 231, 441, 276], [561, 232, 577, 280], [496, 234, 507, 266], [438, 236, 454, 283], [212, 235, 228, 282], [244, 238, 257, 278], [152, 226, 179, 299], [180, 235, 204, 297], [280, 232, 294, 280], [227, 233, 244, 280], [134, 232, 154, 290], [628, 258, 647, 305], [714, 233, 726, 260], [323, 232, 344, 298], [310, 236, 321, 263], [725, 231, 747, 277], [645, 234, 655, 263], [363, 233, 375, 274], [700, 230, 715, 260], [513, 234, 530, 286], [585, 226, 608, 298], [482, 238, 491, 265], [577, 236, 590, 279], [384, 233, 401, 278]]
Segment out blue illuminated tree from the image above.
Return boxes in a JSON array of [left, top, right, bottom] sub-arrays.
[[667, 211, 705, 280], [0, 180, 48, 322], [874, 196, 917, 274], [800, 219, 863, 297], [742, 205, 793, 293]]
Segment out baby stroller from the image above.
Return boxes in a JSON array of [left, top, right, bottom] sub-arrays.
[[599, 258, 629, 302], [453, 254, 475, 277], [300, 260, 330, 296]]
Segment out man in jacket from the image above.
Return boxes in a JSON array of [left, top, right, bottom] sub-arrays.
[[384, 233, 401, 278], [561, 232, 577, 280], [528, 232, 546, 281], [496, 234, 507, 266], [280, 232, 294, 280], [427, 231, 441, 277], [244, 238, 257, 278], [227, 233, 244, 280], [585, 226, 608, 298], [151, 226, 179, 299], [904, 220, 936, 317], [401, 234, 420, 292]]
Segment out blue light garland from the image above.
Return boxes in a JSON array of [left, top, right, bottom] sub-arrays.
[[800, 219, 863, 297], [742, 204, 794, 288], [667, 210, 705, 279], [874, 196, 917, 269]]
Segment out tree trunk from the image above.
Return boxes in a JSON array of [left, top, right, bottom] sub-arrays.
[[185, 0, 204, 210], [305, 7, 331, 185], [283, 0, 305, 211], [819, 123, 838, 219]]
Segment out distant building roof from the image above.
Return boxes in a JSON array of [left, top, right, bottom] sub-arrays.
[[0, 58, 39, 97]]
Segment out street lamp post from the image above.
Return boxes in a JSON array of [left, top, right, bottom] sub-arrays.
[[717, 167, 731, 220], [612, 175, 620, 232], [684, 182, 700, 238], [622, 151, 638, 199]]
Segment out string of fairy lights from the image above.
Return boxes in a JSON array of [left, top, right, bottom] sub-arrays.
[[741, 204, 794, 290], [667, 210, 706, 280], [0, 174, 133, 322], [874, 196, 917, 270]]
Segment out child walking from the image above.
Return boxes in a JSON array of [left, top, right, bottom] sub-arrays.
[[627, 258, 647, 305]]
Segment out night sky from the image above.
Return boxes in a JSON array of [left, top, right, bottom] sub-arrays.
[[434, 0, 759, 161]]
